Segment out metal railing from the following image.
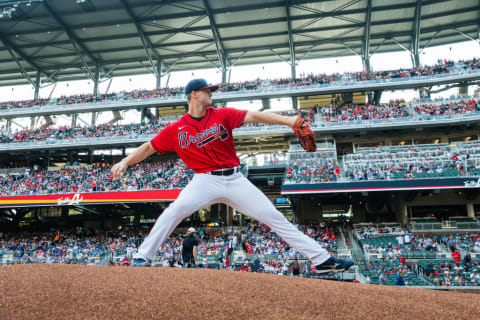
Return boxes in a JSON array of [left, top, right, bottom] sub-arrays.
[[0, 68, 479, 117]]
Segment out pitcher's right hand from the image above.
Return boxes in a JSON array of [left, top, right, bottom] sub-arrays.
[[111, 161, 128, 179]]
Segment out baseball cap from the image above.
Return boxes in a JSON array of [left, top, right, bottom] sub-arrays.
[[187, 227, 196, 233], [185, 78, 219, 96]]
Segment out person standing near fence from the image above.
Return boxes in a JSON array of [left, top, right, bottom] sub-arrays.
[[182, 227, 198, 268]]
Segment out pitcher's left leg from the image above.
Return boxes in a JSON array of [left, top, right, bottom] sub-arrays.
[[224, 174, 330, 266]]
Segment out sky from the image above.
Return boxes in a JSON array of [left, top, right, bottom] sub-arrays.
[[0, 39, 479, 130]]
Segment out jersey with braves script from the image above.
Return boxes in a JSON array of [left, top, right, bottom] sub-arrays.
[[150, 107, 247, 173]]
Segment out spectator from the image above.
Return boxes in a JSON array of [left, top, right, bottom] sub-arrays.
[[396, 270, 407, 286], [452, 247, 462, 264], [379, 272, 386, 285]]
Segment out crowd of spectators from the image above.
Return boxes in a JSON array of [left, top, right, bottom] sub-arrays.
[[2, 98, 480, 146], [318, 102, 410, 122], [0, 98, 49, 110], [437, 233, 480, 253], [4, 98, 479, 145], [0, 160, 193, 196], [0, 108, 315, 144], [344, 142, 480, 181], [0, 121, 170, 144], [358, 258, 419, 286], [284, 151, 340, 184], [0, 229, 123, 265], [414, 98, 478, 116], [56, 93, 117, 105], [0, 58, 479, 111], [356, 227, 480, 286], [0, 222, 339, 275], [422, 257, 480, 286], [151, 222, 338, 273]]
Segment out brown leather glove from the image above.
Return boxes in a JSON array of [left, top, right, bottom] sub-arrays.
[[292, 116, 316, 152]]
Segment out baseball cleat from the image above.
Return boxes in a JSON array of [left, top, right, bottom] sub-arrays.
[[132, 258, 151, 267], [314, 257, 354, 274]]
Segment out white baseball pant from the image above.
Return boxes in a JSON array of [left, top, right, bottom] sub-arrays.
[[134, 171, 331, 266]]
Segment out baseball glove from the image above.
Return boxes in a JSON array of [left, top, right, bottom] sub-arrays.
[[292, 116, 316, 152]]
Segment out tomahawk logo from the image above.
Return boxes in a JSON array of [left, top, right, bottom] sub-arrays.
[[196, 124, 228, 147], [57, 193, 84, 206], [178, 124, 229, 149]]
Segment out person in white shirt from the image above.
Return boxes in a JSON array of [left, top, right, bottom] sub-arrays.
[[365, 274, 371, 284], [470, 270, 480, 284], [473, 241, 480, 253], [396, 235, 404, 246], [404, 233, 411, 244], [162, 257, 170, 267]]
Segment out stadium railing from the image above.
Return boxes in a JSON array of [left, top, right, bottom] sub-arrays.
[[2, 111, 480, 151], [0, 68, 479, 117]]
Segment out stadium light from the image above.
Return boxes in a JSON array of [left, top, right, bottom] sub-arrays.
[[0, 0, 43, 8], [0, 0, 43, 19]]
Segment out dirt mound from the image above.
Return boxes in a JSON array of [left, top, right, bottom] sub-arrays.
[[0, 264, 478, 320]]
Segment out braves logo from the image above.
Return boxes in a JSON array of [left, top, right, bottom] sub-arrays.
[[178, 123, 229, 149]]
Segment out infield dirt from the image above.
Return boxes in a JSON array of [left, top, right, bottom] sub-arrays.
[[0, 264, 478, 320]]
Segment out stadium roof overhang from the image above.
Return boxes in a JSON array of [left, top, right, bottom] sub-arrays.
[[0, 0, 478, 87]]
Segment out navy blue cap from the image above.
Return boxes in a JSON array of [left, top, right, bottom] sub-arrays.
[[185, 78, 219, 96]]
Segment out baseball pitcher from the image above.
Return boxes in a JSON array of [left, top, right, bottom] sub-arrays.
[[111, 78, 353, 273]]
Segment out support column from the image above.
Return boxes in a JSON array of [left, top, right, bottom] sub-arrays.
[[226, 206, 234, 225], [91, 112, 97, 126], [30, 117, 36, 130], [88, 150, 93, 164], [401, 203, 408, 226], [34, 71, 41, 100], [260, 98, 270, 111], [68, 154, 75, 165], [111, 111, 122, 124], [71, 114, 77, 127], [411, 0, 422, 68], [43, 115, 54, 128], [221, 55, 227, 84], [291, 96, 298, 110], [372, 90, 382, 105], [362, 0, 372, 72], [467, 203, 475, 218], [459, 81, 468, 96], [156, 60, 162, 89], [93, 61, 100, 96]]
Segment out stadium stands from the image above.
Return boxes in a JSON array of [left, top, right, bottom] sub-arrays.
[[0, 58, 479, 112], [0, 160, 193, 196], [1, 98, 478, 147], [1, 138, 480, 196], [284, 150, 340, 184], [318, 102, 410, 123], [343, 141, 480, 181], [358, 259, 431, 286], [0, 222, 340, 274]]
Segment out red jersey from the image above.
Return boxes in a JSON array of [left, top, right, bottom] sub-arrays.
[[452, 251, 461, 263], [150, 107, 247, 173]]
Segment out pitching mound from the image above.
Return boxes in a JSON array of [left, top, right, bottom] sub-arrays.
[[0, 264, 478, 319]]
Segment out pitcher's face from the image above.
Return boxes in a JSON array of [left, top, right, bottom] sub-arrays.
[[197, 88, 212, 107]]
